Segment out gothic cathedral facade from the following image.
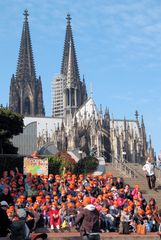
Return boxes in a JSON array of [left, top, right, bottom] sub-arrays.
[[9, 11, 154, 162]]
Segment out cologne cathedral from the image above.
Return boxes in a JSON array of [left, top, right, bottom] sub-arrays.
[[10, 10, 154, 162]]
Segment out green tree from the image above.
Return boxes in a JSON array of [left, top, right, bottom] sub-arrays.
[[0, 107, 23, 154]]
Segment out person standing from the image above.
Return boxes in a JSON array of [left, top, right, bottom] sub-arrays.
[[0, 187, 14, 205], [9, 208, 29, 240], [0, 201, 12, 238], [75, 197, 100, 240], [142, 156, 156, 190]]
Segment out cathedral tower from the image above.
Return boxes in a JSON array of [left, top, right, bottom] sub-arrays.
[[52, 14, 87, 121], [9, 10, 45, 116]]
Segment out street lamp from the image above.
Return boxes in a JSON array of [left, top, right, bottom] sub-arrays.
[[122, 151, 126, 163], [78, 150, 83, 159]]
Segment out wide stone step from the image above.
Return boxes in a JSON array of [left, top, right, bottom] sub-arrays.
[[105, 163, 145, 179], [105, 163, 161, 205], [34, 231, 160, 240]]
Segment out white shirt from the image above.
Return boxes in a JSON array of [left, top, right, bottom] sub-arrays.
[[142, 161, 155, 176]]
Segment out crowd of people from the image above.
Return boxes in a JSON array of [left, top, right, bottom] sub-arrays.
[[0, 167, 161, 239]]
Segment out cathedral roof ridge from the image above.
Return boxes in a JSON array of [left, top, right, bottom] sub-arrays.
[[25, 115, 63, 119], [112, 119, 136, 122]]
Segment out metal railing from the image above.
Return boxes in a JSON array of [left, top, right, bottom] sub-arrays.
[[112, 157, 137, 178], [155, 167, 161, 184], [112, 157, 161, 181]]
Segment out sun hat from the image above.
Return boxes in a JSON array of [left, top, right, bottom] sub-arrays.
[[0, 201, 9, 207], [83, 197, 91, 205]]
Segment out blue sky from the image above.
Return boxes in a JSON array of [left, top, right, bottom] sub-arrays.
[[0, 0, 161, 156]]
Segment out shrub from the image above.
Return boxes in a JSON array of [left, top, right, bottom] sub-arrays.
[[0, 154, 23, 177], [48, 151, 76, 175], [76, 156, 99, 175], [48, 156, 62, 175]]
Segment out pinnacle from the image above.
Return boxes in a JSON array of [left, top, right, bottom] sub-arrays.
[[66, 13, 71, 25], [23, 9, 29, 21]]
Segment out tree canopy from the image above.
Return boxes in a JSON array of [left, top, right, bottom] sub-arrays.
[[0, 107, 24, 154]]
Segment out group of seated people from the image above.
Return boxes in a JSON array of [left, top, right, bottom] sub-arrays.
[[0, 168, 161, 236]]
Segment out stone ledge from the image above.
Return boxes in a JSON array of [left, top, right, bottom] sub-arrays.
[[33, 231, 160, 240]]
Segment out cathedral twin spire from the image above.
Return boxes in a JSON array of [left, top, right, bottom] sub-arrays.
[[16, 9, 36, 82], [9, 10, 45, 117], [61, 14, 80, 85], [52, 13, 87, 121], [9, 10, 87, 118], [63, 14, 87, 103]]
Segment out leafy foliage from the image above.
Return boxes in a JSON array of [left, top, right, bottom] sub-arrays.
[[48, 156, 62, 175], [0, 154, 23, 176], [76, 156, 99, 175], [48, 151, 99, 175], [48, 151, 76, 175], [0, 107, 23, 154]]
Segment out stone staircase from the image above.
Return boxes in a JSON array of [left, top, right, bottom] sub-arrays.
[[34, 230, 160, 239], [105, 162, 161, 208]]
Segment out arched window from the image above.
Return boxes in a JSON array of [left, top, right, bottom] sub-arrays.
[[16, 96, 20, 113], [71, 88, 75, 106], [24, 97, 30, 115], [67, 89, 70, 105]]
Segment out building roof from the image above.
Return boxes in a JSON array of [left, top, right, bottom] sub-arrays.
[[75, 96, 99, 120]]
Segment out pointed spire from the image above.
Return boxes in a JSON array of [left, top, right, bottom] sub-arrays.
[[84, 103, 87, 119], [90, 82, 93, 99], [82, 75, 88, 101], [36, 76, 45, 116], [61, 120, 65, 131], [148, 134, 154, 158], [135, 110, 140, 128], [61, 14, 80, 82], [124, 117, 126, 128], [104, 107, 110, 118], [105, 107, 108, 115], [141, 115, 145, 127], [73, 115, 78, 127], [11, 74, 15, 83], [99, 104, 103, 115], [66, 40, 76, 87], [23, 9, 29, 21], [124, 117, 127, 136], [9, 10, 45, 116], [16, 9, 36, 81], [83, 75, 85, 84], [135, 110, 139, 121], [141, 115, 147, 157], [149, 135, 152, 149], [66, 13, 71, 25]]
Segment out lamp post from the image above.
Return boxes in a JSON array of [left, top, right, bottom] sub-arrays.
[[78, 150, 82, 160], [122, 151, 126, 163]]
